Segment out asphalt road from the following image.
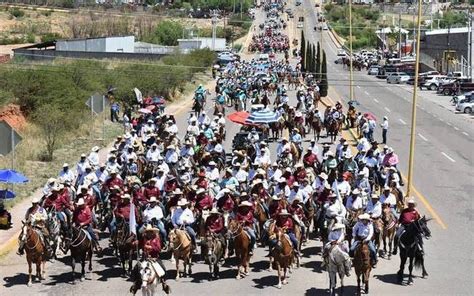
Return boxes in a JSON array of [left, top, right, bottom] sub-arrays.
[[1, 2, 472, 296]]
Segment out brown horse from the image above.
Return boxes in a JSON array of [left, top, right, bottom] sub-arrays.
[[227, 219, 251, 279], [326, 119, 339, 143], [115, 220, 137, 275], [353, 240, 372, 295], [254, 199, 269, 244], [289, 142, 301, 165], [20, 223, 46, 286], [270, 120, 284, 139], [381, 207, 396, 259], [271, 227, 295, 289], [311, 115, 323, 142], [168, 229, 192, 280]]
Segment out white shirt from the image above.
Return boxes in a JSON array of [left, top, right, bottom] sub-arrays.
[[171, 208, 195, 226], [180, 146, 195, 158], [146, 149, 161, 162], [143, 205, 164, 222], [313, 177, 328, 194], [381, 119, 388, 130], [332, 180, 351, 197], [346, 196, 363, 211], [88, 152, 100, 168], [352, 221, 373, 242], [164, 150, 178, 164], [328, 229, 345, 243], [274, 185, 290, 198], [59, 169, 75, 183], [187, 125, 200, 136], [155, 175, 166, 191], [255, 153, 271, 166], [207, 167, 220, 181], [379, 193, 397, 207], [366, 201, 382, 218], [235, 169, 248, 182], [325, 200, 347, 220]]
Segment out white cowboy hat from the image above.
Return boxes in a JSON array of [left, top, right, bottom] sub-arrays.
[[210, 208, 221, 215], [292, 182, 300, 187], [371, 194, 379, 199], [252, 179, 262, 186], [208, 161, 216, 166], [407, 198, 416, 204], [278, 177, 287, 183], [121, 194, 131, 199], [80, 153, 86, 158], [177, 198, 189, 206], [295, 163, 303, 168], [326, 151, 334, 157], [239, 201, 253, 207], [62, 163, 69, 168], [144, 224, 158, 232], [173, 188, 183, 195], [352, 188, 360, 195], [271, 195, 281, 201], [149, 196, 158, 203], [196, 188, 206, 195], [387, 147, 394, 153], [76, 198, 85, 206], [32, 196, 41, 203], [318, 172, 328, 180], [91, 146, 100, 152], [279, 209, 291, 216], [47, 177, 56, 184], [333, 223, 345, 230], [358, 213, 371, 220], [167, 145, 175, 150]]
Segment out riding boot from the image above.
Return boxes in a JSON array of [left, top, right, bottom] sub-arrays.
[[392, 236, 399, 255]]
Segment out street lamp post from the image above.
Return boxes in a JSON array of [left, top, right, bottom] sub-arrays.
[[406, 0, 423, 198], [348, 0, 354, 101]]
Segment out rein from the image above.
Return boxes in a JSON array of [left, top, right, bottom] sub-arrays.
[[70, 228, 88, 248], [25, 229, 40, 250]]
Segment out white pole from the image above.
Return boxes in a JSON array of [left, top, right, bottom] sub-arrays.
[[469, 12, 473, 80], [11, 128, 14, 170]]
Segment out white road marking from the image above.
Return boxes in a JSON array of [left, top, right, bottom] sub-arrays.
[[356, 85, 361, 89], [384, 107, 391, 113], [454, 126, 459, 131], [441, 152, 456, 163], [462, 131, 469, 136], [398, 118, 407, 125], [446, 122, 452, 126], [364, 91, 370, 95], [373, 98, 379, 103], [418, 133, 428, 141], [439, 118, 444, 122]]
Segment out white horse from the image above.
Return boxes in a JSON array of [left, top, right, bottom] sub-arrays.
[[132, 259, 170, 296], [327, 245, 352, 296]]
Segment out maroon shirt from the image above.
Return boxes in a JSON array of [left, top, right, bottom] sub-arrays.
[[276, 215, 294, 231], [205, 214, 225, 234], [195, 194, 213, 212], [143, 186, 160, 201], [73, 206, 92, 225], [236, 207, 254, 227], [143, 235, 161, 258], [399, 208, 420, 225], [269, 200, 284, 219]]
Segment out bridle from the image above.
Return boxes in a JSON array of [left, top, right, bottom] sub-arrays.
[[25, 227, 40, 250], [70, 227, 88, 248]]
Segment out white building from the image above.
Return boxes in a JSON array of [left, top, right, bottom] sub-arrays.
[[56, 36, 135, 53], [178, 37, 227, 53]]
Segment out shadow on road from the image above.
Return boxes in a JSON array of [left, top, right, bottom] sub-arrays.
[[251, 259, 269, 272], [3, 273, 28, 288], [302, 246, 320, 258], [301, 259, 322, 273], [252, 274, 277, 289], [305, 285, 359, 296]]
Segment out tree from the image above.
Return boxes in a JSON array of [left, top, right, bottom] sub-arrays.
[[320, 50, 328, 97], [310, 44, 315, 75], [33, 104, 70, 161], [316, 42, 321, 80], [300, 31, 306, 71], [149, 20, 184, 46]]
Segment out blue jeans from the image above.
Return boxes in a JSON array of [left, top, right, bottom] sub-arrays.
[[288, 232, 298, 250], [351, 240, 377, 262], [184, 225, 196, 246], [244, 227, 256, 249], [86, 224, 98, 242]]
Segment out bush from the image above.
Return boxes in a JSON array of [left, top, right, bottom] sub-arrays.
[[228, 14, 252, 30], [9, 8, 25, 18], [40, 32, 63, 43], [26, 33, 35, 43], [147, 20, 184, 46], [41, 9, 53, 17]]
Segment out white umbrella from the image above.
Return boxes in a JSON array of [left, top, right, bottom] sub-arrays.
[[245, 109, 280, 124]]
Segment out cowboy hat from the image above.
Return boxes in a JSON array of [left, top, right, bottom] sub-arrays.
[[371, 193, 379, 199], [326, 151, 334, 157], [252, 179, 262, 186], [208, 161, 216, 166], [358, 213, 371, 220], [177, 198, 189, 206], [278, 177, 287, 183], [387, 147, 394, 153], [47, 178, 56, 184], [383, 185, 390, 191], [196, 188, 206, 195], [80, 153, 86, 158], [239, 201, 253, 207], [209, 208, 221, 215], [32, 196, 41, 203], [279, 209, 290, 216], [62, 163, 69, 168], [167, 145, 175, 150], [149, 196, 158, 203], [407, 198, 416, 204], [333, 223, 345, 230], [292, 182, 300, 187], [318, 172, 328, 180], [352, 188, 360, 195], [144, 224, 158, 232], [174, 188, 183, 195], [121, 194, 131, 199], [76, 198, 85, 206], [91, 146, 100, 152], [271, 195, 281, 201]]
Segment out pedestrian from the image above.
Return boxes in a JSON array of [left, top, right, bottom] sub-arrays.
[[110, 102, 120, 122], [381, 116, 388, 144]]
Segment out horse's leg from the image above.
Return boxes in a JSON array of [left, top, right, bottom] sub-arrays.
[[340, 272, 345, 296], [71, 256, 76, 284], [421, 255, 428, 278], [27, 259, 32, 287], [408, 255, 414, 284], [187, 256, 192, 275], [388, 233, 393, 260], [80, 258, 86, 282], [282, 266, 288, 285], [41, 260, 46, 280], [329, 271, 335, 296], [276, 263, 282, 289], [364, 271, 369, 294], [236, 254, 242, 279], [357, 274, 361, 296], [398, 252, 407, 283], [175, 257, 180, 280]]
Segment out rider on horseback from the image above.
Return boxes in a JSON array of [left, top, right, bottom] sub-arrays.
[[322, 223, 349, 268], [18, 197, 52, 257], [171, 198, 197, 252], [274, 209, 300, 256], [350, 213, 378, 268], [235, 201, 256, 256], [393, 198, 423, 255], [73, 197, 102, 253], [291, 128, 303, 155]]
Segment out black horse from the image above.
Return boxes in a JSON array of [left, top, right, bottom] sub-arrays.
[[64, 225, 93, 283], [397, 217, 431, 284]]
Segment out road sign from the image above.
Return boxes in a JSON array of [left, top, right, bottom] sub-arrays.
[[86, 93, 109, 115], [0, 121, 22, 156]]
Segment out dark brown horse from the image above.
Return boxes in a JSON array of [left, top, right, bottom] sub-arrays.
[[271, 227, 295, 289], [353, 240, 372, 295], [20, 223, 46, 286], [115, 220, 137, 275], [227, 219, 251, 279], [254, 199, 269, 244], [326, 119, 339, 143], [201, 232, 225, 279], [65, 225, 93, 283], [311, 115, 323, 142]]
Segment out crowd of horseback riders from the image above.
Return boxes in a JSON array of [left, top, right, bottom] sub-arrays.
[[14, 2, 431, 294], [248, 11, 289, 53]]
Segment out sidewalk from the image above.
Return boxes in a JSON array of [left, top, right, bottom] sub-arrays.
[[0, 76, 215, 257]]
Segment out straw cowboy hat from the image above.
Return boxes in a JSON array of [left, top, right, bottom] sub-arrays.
[[91, 146, 100, 152], [358, 213, 371, 220], [318, 172, 328, 180], [144, 224, 159, 232], [196, 188, 206, 195], [407, 198, 416, 205], [76, 198, 85, 206], [209, 208, 221, 215], [32, 196, 41, 204], [279, 209, 291, 216], [271, 195, 281, 201], [333, 223, 345, 230], [121, 194, 131, 199], [177, 198, 189, 206]]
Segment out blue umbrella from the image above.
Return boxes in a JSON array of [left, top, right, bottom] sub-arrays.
[[0, 169, 29, 183], [245, 109, 280, 124], [0, 189, 15, 199]]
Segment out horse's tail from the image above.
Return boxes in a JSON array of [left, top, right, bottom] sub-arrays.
[[162, 279, 171, 294], [414, 248, 424, 270]]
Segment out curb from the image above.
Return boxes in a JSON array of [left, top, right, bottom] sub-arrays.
[[0, 231, 19, 257]]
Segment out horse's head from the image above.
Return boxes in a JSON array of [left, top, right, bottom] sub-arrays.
[[168, 229, 179, 248], [20, 221, 30, 242], [417, 216, 432, 239], [139, 261, 155, 289]]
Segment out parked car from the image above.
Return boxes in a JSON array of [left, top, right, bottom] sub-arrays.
[[421, 75, 447, 90], [368, 66, 380, 75], [455, 96, 474, 114], [386, 72, 411, 84], [322, 23, 328, 30], [452, 91, 474, 105]]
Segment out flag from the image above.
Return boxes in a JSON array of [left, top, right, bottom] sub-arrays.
[[133, 88, 143, 104], [129, 201, 137, 235]]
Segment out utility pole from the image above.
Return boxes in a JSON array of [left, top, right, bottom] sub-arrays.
[[468, 12, 473, 80], [406, 0, 423, 198], [240, 0, 243, 20], [447, 25, 451, 74], [349, 0, 354, 101], [211, 10, 218, 51], [398, 11, 402, 58]]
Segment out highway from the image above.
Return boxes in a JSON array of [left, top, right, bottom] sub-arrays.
[[0, 1, 472, 295]]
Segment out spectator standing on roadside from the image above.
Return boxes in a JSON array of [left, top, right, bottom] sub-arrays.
[[381, 116, 389, 144], [111, 102, 120, 122]]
